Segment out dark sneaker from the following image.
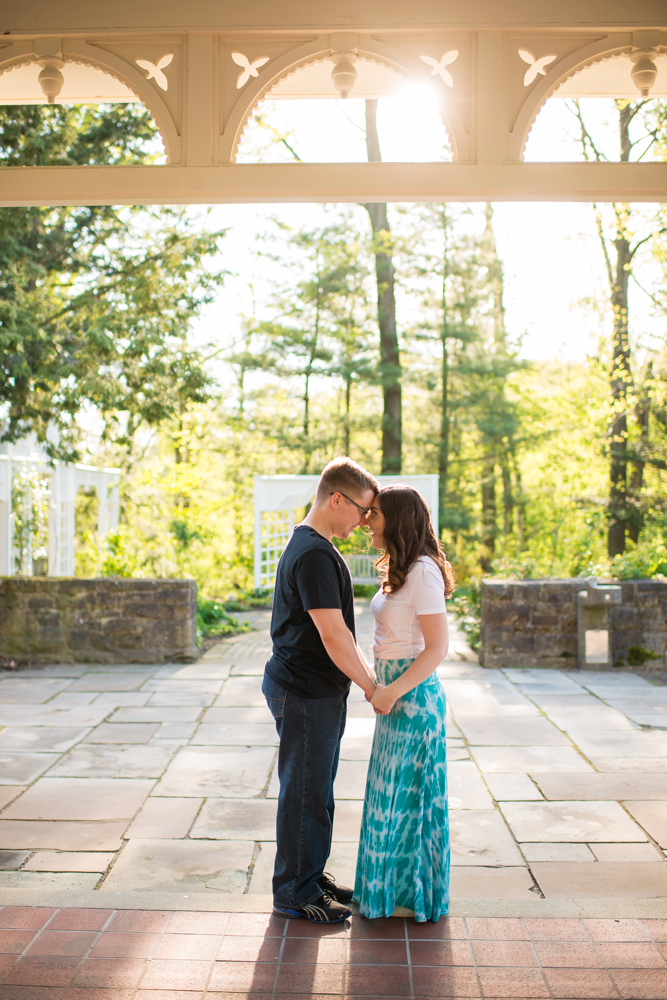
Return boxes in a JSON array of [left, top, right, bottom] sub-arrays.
[[274, 892, 351, 923], [318, 871, 354, 903]]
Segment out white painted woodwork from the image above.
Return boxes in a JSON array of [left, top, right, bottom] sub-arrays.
[[0, 1, 664, 203]]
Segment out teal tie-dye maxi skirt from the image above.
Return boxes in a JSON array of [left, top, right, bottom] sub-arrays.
[[353, 657, 449, 923]]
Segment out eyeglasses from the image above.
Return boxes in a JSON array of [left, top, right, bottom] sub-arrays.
[[331, 491, 372, 518]]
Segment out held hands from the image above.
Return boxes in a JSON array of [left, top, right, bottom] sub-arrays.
[[371, 682, 397, 716]]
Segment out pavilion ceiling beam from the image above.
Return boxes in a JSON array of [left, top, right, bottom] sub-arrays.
[[1, 163, 666, 206]]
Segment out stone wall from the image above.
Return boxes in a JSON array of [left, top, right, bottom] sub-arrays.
[[0, 578, 198, 664], [480, 578, 667, 670]]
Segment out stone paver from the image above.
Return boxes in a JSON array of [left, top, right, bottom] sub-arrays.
[[0, 606, 665, 908]]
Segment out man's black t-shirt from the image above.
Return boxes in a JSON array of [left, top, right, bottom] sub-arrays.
[[265, 524, 354, 699]]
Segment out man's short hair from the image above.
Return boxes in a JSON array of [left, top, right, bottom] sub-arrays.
[[315, 457, 379, 505]]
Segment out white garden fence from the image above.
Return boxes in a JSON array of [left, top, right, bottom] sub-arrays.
[[253, 474, 439, 590], [0, 435, 120, 577]]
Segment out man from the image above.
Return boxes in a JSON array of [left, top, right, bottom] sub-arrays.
[[262, 457, 379, 923]]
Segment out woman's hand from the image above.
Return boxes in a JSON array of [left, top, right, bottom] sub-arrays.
[[371, 683, 397, 716]]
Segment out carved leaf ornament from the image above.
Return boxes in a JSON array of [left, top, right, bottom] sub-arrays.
[[135, 53, 173, 91], [232, 52, 270, 89], [518, 48, 557, 86], [420, 51, 459, 88]]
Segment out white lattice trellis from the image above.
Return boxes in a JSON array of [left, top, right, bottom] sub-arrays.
[[0, 435, 120, 578], [253, 474, 439, 590]]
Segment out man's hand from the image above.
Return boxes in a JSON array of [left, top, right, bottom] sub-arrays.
[[371, 682, 396, 716]]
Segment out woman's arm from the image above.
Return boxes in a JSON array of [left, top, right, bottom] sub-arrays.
[[371, 612, 448, 714]]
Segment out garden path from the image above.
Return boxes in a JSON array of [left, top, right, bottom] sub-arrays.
[[0, 602, 666, 997]]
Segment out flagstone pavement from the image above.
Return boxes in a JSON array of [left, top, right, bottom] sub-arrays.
[[1, 600, 667, 998]]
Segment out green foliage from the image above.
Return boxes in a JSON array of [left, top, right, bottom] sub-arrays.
[[449, 581, 482, 650], [196, 596, 250, 640], [0, 104, 226, 461], [609, 538, 667, 580], [626, 645, 661, 666]]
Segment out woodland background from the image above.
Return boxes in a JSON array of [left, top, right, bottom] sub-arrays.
[[2, 95, 667, 623]]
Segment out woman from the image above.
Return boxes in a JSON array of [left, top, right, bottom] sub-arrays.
[[354, 485, 455, 923]]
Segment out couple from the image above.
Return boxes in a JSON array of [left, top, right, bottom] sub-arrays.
[[262, 457, 455, 924]]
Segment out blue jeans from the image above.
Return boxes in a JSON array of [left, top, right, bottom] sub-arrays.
[[262, 673, 348, 908]]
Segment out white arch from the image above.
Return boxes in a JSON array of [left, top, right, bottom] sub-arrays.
[[0, 40, 181, 164], [219, 36, 462, 164], [509, 35, 634, 162]]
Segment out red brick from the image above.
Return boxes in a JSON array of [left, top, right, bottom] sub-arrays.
[[71, 959, 146, 989], [583, 919, 650, 942], [476, 967, 549, 998], [348, 917, 404, 939], [0, 932, 36, 955], [409, 940, 473, 966], [4, 957, 80, 987], [224, 915, 284, 938], [524, 918, 587, 942], [533, 941, 603, 968], [344, 964, 410, 996], [138, 960, 212, 991], [642, 920, 667, 943], [0, 956, 18, 977], [275, 963, 344, 994], [205, 995, 271, 1000], [105, 912, 171, 935], [597, 942, 665, 969], [153, 935, 222, 961], [465, 919, 528, 941], [26, 932, 96, 958], [89, 934, 159, 959], [0, 913, 55, 932], [472, 940, 537, 968], [411, 966, 480, 997], [208, 962, 276, 993], [284, 920, 346, 939], [611, 969, 667, 999], [64, 991, 134, 1000], [407, 917, 467, 940], [0, 989, 65, 1000], [49, 911, 113, 932], [135, 992, 203, 1000], [216, 938, 281, 964], [279, 938, 344, 964], [544, 968, 618, 999], [348, 939, 407, 965], [166, 913, 229, 935]]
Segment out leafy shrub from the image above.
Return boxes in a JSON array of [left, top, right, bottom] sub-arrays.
[[450, 580, 482, 650], [196, 597, 251, 640], [609, 539, 667, 581]]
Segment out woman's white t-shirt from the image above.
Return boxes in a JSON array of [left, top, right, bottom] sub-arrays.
[[371, 555, 447, 660]]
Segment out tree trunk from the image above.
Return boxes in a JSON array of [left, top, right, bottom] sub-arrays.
[[363, 99, 401, 474], [628, 363, 651, 544], [343, 375, 351, 455], [607, 104, 633, 558], [438, 206, 450, 531], [480, 454, 497, 572], [500, 450, 514, 536]]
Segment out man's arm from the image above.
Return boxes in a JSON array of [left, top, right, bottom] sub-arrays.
[[308, 608, 376, 699]]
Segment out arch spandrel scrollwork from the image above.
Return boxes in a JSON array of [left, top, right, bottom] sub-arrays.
[[508, 33, 639, 163], [217, 34, 465, 164], [0, 38, 183, 164]]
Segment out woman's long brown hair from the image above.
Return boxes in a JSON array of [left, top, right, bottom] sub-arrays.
[[374, 485, 455, 598]]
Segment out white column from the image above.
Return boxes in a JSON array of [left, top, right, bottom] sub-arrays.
[[47, 469, 58, 576], [253, 477, 263, 591], [0, 456, 12, 576], [186, 34, 214, 166], [475, 32, 506, 165]]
